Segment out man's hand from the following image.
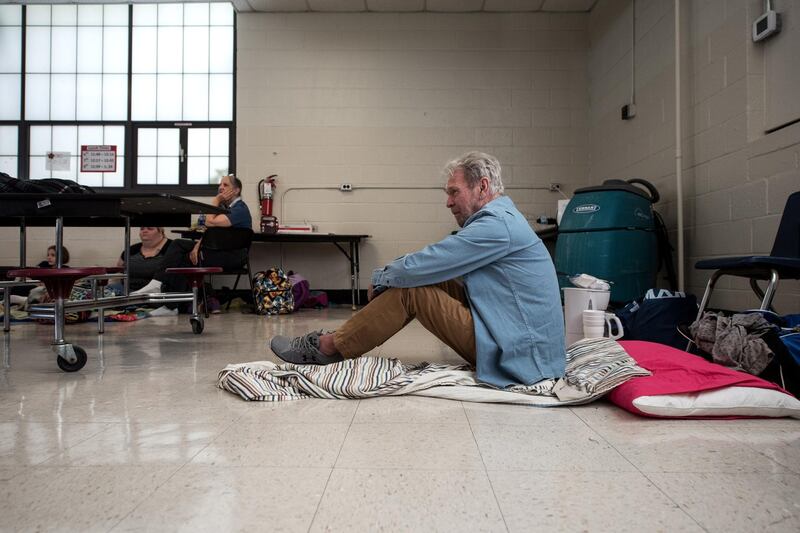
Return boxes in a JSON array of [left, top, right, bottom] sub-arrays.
[[189, 243, 201, 265], [367, 283, 375, 301], [219, 187, 236, 205]]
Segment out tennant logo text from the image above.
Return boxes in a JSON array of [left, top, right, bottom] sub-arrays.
[[573, 204, 600, 214]]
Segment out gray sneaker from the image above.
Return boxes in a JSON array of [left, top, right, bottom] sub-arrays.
[[270, 330, 344, 365]]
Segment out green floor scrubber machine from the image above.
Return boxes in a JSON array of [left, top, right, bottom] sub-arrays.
[[554, 178, 675, 304]]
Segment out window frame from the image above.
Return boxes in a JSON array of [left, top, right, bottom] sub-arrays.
[[1, 3, 235, 196]]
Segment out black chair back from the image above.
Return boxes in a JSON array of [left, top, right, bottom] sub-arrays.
[[201, 227, 254, 252], [770, 191, 800, 258]]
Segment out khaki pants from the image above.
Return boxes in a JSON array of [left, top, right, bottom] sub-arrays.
[[333, 280, 477, 365]]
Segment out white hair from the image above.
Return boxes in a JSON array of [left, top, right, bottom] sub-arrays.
[[443, 151, 505, 195]]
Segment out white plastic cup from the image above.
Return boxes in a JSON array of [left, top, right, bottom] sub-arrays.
[[605, 312, 624, 340], [582, 310, 624, 340], [563, 287, 611, 345]]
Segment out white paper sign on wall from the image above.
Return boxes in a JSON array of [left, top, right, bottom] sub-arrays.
[[45, 151, 71, 171], [80, 145, 117, 173]]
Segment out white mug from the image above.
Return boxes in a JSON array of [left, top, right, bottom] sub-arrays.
[[582, 310, 624, 340]]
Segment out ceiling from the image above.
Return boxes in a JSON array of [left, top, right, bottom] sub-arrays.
[[234, 1, 597, 13], [12, 1, 599, 14]]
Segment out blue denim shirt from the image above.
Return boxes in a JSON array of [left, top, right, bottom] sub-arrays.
[[371, 195, 566, 388]]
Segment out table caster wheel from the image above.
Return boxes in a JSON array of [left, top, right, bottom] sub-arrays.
[[190, 317, 204, 334], [57, 346, 87, 372]]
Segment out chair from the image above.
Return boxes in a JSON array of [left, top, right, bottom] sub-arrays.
[[693, 190, 800, 319], [198, 227, 254, 313]]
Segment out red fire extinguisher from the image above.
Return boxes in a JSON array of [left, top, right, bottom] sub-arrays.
[[258, 174, 279, 234]]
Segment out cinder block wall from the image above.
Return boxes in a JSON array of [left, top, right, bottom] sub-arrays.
[[588, 0, 799, 313], [236, 12, 589, 290]]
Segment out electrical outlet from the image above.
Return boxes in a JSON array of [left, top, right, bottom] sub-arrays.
[[549, 183, 561, 192], [339, 183, 353, 192], [621, 103, 636, 120]]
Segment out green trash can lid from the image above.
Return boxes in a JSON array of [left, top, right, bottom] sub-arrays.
[[574, 178, 659, 204]]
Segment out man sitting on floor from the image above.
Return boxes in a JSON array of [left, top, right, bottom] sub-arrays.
[[270, 151, 566, 388]]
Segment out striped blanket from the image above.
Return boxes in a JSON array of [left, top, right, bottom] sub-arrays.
[[218, 337, 651, 406]]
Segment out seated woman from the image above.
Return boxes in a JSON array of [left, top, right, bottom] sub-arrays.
[[112, 227, 172, 293], [132, 174, 252, 295]]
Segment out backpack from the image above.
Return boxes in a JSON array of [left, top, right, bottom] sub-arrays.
[[252, 268, 294, 315], [615, 289, 698, 349]]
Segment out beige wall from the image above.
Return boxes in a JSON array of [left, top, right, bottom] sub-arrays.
[[236, 11, 588, 289], [4, 3, 797, 313], [588, 0, 799, 313]]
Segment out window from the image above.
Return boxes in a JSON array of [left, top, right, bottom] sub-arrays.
[[1, 3, 235, 192], [0, 5, 22, 121], [0, 126, 17, 176]]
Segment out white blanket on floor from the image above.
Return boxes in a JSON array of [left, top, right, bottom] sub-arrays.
[[218, 338, 651, 406]]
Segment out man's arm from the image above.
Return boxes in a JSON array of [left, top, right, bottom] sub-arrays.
[[203, 190, 235, 227], [372, 213, 510, 290]]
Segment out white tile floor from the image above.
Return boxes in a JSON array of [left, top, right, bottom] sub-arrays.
[[0, 308, 798, 532]]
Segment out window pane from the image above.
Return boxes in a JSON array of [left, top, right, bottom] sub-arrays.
[[0, 74, 20, 119], [51, 27, 77, 73], [78, 125, 103, 144], [0, 125, 17, 153], [157, 157, 179, 184], [77, 27, 102, 73], [137, 157, 157, 184], [209, 27, 233, 73], [52, 5, 77, 26], [210, 3, 234, 26], [184, 27, 209, 73], [157, 27, 182, 72], [157, 129, 179, 156], [0, 27, 21, 72], [209, 157, 228, 182], [103, 74, 128, 120], [26, 6, 51, 26], [104, 5, 129, 27], [184, 4, 209, 26], [209, 74, 232, 120], [138, 129, 157, 156], [50, 74, 77, 120], [52, 126, 77, 153], [156, 73, 182, 120], [131, 74, 156, 120], [29, 156, 49, 180], [78, 5, 103, 26], [100, 162, 124, 187], [0, 155, 16, 177], [104, 126, 125, 156], [189, 128, 209, 156], [183, 74, 208, 120], [103, 27, 128, 74], [133, 5, 157, 26], [76, 74, 102, 119], [0, 5, 22, 26], [158, 4, 183, 26], [29, 126, 51, 157], [0, 125, 18, 176], [209, 128, 229, 156], [187, 156, 209, 184], [26, 27, 51, 72], [25, 74, 50, 120], [78, 171, 104, 187], [132, 27, 157, 73]]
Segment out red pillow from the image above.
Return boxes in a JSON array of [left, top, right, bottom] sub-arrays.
[[609, 341, 788, 417]]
